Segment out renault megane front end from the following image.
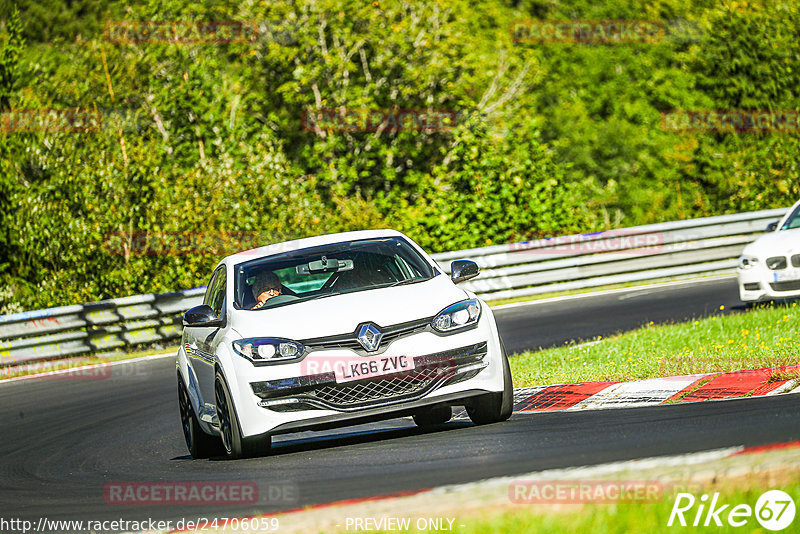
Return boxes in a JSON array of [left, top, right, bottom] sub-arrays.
[[176, 230, 513, 459]]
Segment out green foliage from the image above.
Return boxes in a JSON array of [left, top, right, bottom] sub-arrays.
[[1, 0, 799, 311], [407, 123, 595, 250], [0, 3, 24, 110], [683, 1, 800, 213]]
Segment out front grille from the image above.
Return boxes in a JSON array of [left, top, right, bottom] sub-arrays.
[[300, 317, 432, 353], [309, 366, 440, 407], [770, 280, 800, 292], [767, 256, 788, 270], [743, 283, 760, 291], [793, 254, 800, 268], [252, 342, 488, 411]]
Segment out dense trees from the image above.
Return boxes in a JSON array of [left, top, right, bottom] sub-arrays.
[[0, 0, 798, 311]]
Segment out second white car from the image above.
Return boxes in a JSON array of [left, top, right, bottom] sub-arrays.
[[738, 198, 800, 302]]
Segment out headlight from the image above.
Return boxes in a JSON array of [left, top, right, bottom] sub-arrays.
[[432, 299, 481, 333], [739, 256, 759, 269], [766, 256, 787, 270], [232, 338, 305, 363]]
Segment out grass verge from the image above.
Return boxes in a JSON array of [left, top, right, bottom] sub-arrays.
[[509, 301, 800, 387], [451, 473, 800, 534]]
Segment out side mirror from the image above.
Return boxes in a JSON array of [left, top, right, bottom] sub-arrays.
[[766, 222, 778, 232], [451, 260, 480, 284], [183, 304, 224, 328]]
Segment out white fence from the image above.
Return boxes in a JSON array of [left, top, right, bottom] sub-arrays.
[[0, 208, 787, 366]]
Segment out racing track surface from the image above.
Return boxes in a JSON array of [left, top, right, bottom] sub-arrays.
[[495, 277, 746, 354], [2, 277, 798, 528]]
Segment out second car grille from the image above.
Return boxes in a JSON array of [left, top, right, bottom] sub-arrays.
[[766, 256, 788, 270], [770, 280, 800, 292]]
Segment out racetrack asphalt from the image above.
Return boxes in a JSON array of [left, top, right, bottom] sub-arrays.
[[2, 277, 797, 529], [495, 277, 744, 354]]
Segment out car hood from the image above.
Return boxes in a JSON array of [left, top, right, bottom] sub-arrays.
[[742, 228, 800, 258], [229, 274, 470, 339]]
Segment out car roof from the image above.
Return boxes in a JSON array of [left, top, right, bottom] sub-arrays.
[[221, 229, 408, 267]]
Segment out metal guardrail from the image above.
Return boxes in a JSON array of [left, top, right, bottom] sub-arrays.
[[443, 208, 788, 300], [0, 288, 205, 367], [0, 208, 788, 366]]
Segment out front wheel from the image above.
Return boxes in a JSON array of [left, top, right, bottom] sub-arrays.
[[214, 371, 271, 459], [413, 404, 452, 427], [177, 374, 223, 459], [466, 338, 513, 425]]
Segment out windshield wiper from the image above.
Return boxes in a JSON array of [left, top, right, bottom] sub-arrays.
[[389, 278, 421, 287], [307, 291, 343, 301]]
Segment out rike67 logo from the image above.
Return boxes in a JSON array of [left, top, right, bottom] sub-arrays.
[[668, 490, 796, 531]]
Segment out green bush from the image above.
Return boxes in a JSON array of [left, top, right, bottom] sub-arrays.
[[1, 0, 798, 311]]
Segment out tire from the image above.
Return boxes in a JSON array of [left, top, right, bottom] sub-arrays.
[[413, 404, 452, 427], [214, 370, 271, 459], [177, 374, 223, 459], [466, 337, 514, 425]]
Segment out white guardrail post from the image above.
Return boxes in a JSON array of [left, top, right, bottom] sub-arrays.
[[0, 208, 788, 367]]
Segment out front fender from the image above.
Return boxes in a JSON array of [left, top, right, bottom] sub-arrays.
[[176, 345, 208, 432], [213, 339, 263, 437]]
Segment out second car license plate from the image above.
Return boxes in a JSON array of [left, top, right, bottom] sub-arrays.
[[775, 268, 800, 282], [334, 355, 415, 383]]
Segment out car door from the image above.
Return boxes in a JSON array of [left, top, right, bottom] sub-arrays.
[[191, 266, 227, 415]]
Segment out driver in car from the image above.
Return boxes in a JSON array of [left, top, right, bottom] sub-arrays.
[[251, 271, 281, 310]]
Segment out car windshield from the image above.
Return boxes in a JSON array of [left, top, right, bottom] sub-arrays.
[[233, 236, 438, 310], [780, 204, 800, 230]]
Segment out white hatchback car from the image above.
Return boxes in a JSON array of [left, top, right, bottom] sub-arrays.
[[177, 230, 513, 459], [738, 199, 800, 302]]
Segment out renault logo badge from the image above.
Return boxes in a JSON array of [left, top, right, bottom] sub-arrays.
[[357, 323, 383, 352]]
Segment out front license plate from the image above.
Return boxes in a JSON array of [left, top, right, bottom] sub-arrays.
[[334, 355, 415, 383], [775, 268, 800, 282]]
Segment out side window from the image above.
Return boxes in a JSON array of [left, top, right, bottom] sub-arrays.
[[209, 269, 227, 317], [203, 270, 219, 307]]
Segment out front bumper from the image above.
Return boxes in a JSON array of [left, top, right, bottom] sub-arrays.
[[738, 266, 800, 302], [224, 312, 505, 438], [266, 389, 488, 436], [251, 341, 488, 412]]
